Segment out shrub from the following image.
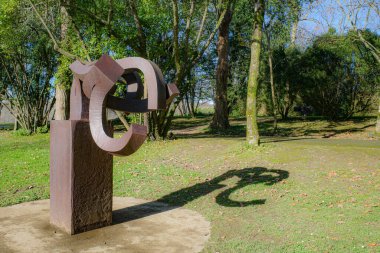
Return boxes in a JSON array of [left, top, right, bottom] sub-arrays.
[[13, 128, 32, 136], [36, 125, 49, 134]]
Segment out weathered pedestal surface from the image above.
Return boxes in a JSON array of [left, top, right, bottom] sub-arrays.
[[50, 120, 113, 234], [0, 197, 211, 253]]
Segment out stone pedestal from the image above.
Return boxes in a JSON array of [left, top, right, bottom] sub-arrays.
[[0, 198, 211, 253], [50, 120, 113, 234]]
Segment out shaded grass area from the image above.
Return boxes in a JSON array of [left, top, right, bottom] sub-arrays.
[[0, 117, 379, 252], [172, 116, 378, 140]]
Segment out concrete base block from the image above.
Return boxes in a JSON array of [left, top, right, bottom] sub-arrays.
[[0, 198, 211, 253]]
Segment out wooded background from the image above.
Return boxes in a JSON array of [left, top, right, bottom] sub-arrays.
[[0, 0, 379, 145]]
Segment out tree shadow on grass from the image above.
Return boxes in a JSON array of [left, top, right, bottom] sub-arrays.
[[171, 116, 376, 141], [113, 167, 289, 224]]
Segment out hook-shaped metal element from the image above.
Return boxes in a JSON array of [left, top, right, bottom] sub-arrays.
[[69, 54, 179, 156]]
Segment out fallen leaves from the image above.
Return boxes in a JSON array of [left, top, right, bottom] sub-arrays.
[[328, 171, 337, 178], [350, 175, 363, 182]]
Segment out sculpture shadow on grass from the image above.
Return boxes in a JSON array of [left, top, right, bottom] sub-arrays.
[[112, 167, 289, 225]]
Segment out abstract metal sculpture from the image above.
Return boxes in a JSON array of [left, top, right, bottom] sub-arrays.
[[50, 55, 179, 234]]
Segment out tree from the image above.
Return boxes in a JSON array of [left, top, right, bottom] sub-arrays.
[[246, 0, 265, 146], [270, 46, 302, 119], [298, 30, 379, 119], [54, 0, 229, 139], [0, 36, 56, 133], [210, 0, 234, 130], [0, 0, 58, 133], [227, 0, 253, 117], [263, 0, 293, 131], [335, 0, 380, 131], [152, 0, 230, 138], [27, 0, 87, 121], [0, 51, 56, 133], [55, 4, 70, 120]]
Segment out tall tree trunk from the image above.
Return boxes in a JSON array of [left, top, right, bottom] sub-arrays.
[[211, 4, 232, 130], [265, 31, 277, 133], [268, 51, 277, 133], [246, 0, 264, 146], [55, 87, 69, 120], [290, 18, 298, 45], [54, 5, 70, 120]]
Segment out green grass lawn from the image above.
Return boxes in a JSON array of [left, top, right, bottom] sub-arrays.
[[0, 117, 379, 252]]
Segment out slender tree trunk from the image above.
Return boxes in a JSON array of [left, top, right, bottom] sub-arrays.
[[268, 51, 277, 133], [265, 31, 277, 133], [178, 103, 184, 116], [280, 4, 299, 121], [14, 117, 18, 131], [115, 111, 129, 130], [282, 80, 291, 119], [144, 113, 149, 132], [185, 93, 191, 116], [190, 93, 195, 116], [290, 18, 298, 45], [246, 0, 264, 146], [128, 0, 152, 133], [211, 4, 232, 130], [376, 96, 380, 134], [189, 81, 196, 116], [54, 5, 70, 120], [147, 0, 183, 139]]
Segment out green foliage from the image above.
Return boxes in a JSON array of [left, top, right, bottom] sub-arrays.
[[12, 128, 32, 136], [54, 55, 73, 91], [0, 0, 57, 132], [271, 46, 303, 117], [298, 30, 379, 119], [0, 0, 23, 52], [227, 0, 253, 117], [36, 125, 49, 134], [228, 0, 303, 118], [1, 0, 379, 135], [231, 24, 379, 120]]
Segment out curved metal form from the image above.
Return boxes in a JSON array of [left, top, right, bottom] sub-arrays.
[[69, 54, 179, 156]]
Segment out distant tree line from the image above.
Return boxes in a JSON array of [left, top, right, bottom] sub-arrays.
[[229, 28, 379, 120]]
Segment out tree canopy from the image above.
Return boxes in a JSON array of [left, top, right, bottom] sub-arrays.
[[0, 0, 378, 136]]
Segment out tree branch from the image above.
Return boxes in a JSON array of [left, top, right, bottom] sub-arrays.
[[107, 0, 114, 25], [191, 7, 228, 66], [196, 0, 209, 45], [28, 0, 81, 61], [184, 0, 195, 58], [172, 0, 181, 73], [129, 0, 148, 57]]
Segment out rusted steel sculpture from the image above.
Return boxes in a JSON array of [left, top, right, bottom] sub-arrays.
[[50, 55, 179, 234]]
